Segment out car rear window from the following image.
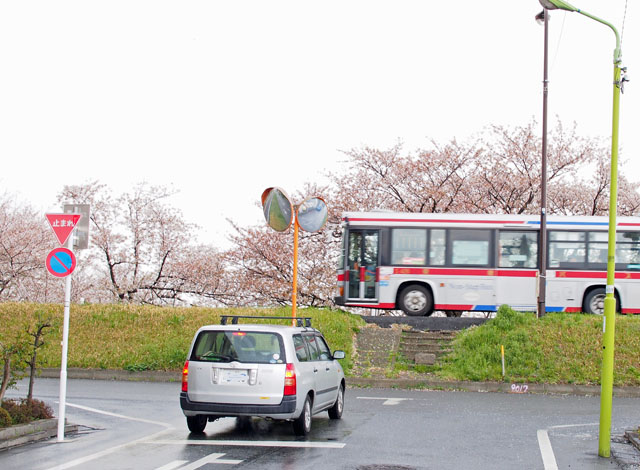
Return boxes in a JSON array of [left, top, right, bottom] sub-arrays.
[[190, 331, 286, 364]]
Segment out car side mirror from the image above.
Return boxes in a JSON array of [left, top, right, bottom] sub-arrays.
[[333, 350, 345, 360]]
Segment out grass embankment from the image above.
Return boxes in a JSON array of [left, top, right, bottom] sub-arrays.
[[0, 303, 364, 374], [1, 303, 639, 386], [435, 305, 640, 386]]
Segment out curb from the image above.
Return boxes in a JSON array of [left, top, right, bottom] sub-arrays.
[[626, 430, 640, 453], [0, 419, 78, 451], [348, 377, 640, 397], [38, 368, 640, 397], [38, 368, 180, 382]]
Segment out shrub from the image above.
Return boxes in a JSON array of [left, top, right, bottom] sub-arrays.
[[1, 399, 27, 424], [0, 407, 11, 428], [0, 398, 53, 425], [21, 399, 54, 421]]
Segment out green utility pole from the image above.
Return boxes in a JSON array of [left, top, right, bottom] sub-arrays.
[[537, 0, 628, 458]]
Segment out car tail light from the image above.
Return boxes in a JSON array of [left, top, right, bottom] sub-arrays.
[[283, 363, 296, 396], [181, 361, 189, 392]]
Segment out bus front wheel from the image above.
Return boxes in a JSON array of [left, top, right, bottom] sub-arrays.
[[398, 285, 433, 317]]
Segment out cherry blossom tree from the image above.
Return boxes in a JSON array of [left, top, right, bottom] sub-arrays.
[[57, 182, 229, 304], [224, 184, 341, 307], [0, 195, 50, 301], [3, 119, 639, 309]]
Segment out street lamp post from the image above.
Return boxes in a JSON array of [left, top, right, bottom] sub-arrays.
[[535, 8, 550, 319], [537, 0, 627, 458]]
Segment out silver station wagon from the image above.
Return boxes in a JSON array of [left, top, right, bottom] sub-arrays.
[[180, 316, 346, 435]]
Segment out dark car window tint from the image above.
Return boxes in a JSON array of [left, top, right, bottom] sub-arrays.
[[293, 334, 309, 362], [304, 335, 321, 361], [315, 335, 332, 361], [191, 331, 285, 364]]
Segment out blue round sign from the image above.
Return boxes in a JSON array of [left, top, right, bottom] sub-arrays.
[[46, 247, 76, 278]]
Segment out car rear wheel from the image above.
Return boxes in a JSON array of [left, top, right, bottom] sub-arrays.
[[293, 395, 312, 436], [328, 384, 344, 419], [186, 415, 207, 433]]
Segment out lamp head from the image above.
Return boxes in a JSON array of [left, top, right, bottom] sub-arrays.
[[535, 10, 545, 24], [538, 0, 578, 11]]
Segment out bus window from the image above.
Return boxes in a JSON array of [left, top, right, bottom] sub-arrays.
[[549, 231, 586, 267], [391, 229, 427, 265], [499, 231, 538, 268], [616, 232, 640, 268], [587, 231, 608, 264], [337, 226, 346, 269], [429, 229, 445, 266], [450, 229, 490, 266]]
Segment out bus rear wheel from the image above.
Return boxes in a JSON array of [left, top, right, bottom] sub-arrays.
[[583, 288, 606, 315], [398, 284, 433, 317]]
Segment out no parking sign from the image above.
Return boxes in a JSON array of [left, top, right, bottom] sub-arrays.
[[45, 247, 76, 278]]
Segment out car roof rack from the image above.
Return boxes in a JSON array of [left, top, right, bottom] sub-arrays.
[[220, 315, 312, 327]]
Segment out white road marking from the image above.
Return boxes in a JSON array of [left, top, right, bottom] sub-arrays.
[[145, 439, 346, 449], [164, 454, 242, 470], [357, 396, 413, 405], [65, 402, 171, 427], [537, 429, 559, 470], [154, 461, 189, 470], [549, 422, 598, 430], [536, 422, 598, 470], [43, 402, 173, 470], [44, 428, 173, 470]]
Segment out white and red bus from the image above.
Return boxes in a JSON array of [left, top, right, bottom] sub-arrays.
[[334, 212, 640, 316]]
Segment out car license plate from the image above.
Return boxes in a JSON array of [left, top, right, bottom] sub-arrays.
[[222, 369, 248, 384]]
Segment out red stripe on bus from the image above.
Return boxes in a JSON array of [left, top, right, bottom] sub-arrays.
[[345, 303, 395, 309], [555, 271, 640, 280], [563, 307, 582, 313], [496, 270, 538, 277], [394, 267, 493, 276], [621, 309, 640, 314], [435, 304, 474, 310], [346, 217, 526, 225], [393, 267, 537, 277]]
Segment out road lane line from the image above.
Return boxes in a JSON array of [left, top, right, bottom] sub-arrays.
[[43, 428, 173, 470], [65, 402, 171, 427], [357, 396, 413, 405], [537, 429, 559, 470], [169, 453, 243, 469], [43, 402, 174, 470], [145, 439, 346, 449], [155, 461, 189, 470], [549, 422, 597, 430]]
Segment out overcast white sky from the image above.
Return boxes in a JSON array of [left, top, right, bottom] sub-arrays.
[[1, 1, 637, 248]]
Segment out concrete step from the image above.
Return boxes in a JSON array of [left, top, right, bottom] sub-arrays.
[[402, 331, 458, 339], [401, 338, 455, 347], [400, 345, 453, 354], [398, 330, 458, 363]]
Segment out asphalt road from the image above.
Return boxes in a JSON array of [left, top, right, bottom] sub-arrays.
[[2, 378, 639, 469]]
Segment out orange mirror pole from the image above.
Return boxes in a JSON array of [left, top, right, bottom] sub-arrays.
[[292, 214, 299, 326]]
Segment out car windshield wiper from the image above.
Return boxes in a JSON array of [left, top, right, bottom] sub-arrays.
[[198, 351, 234, 362]]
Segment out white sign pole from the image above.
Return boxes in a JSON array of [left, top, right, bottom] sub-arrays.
[[57, 242, 72, 442]]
